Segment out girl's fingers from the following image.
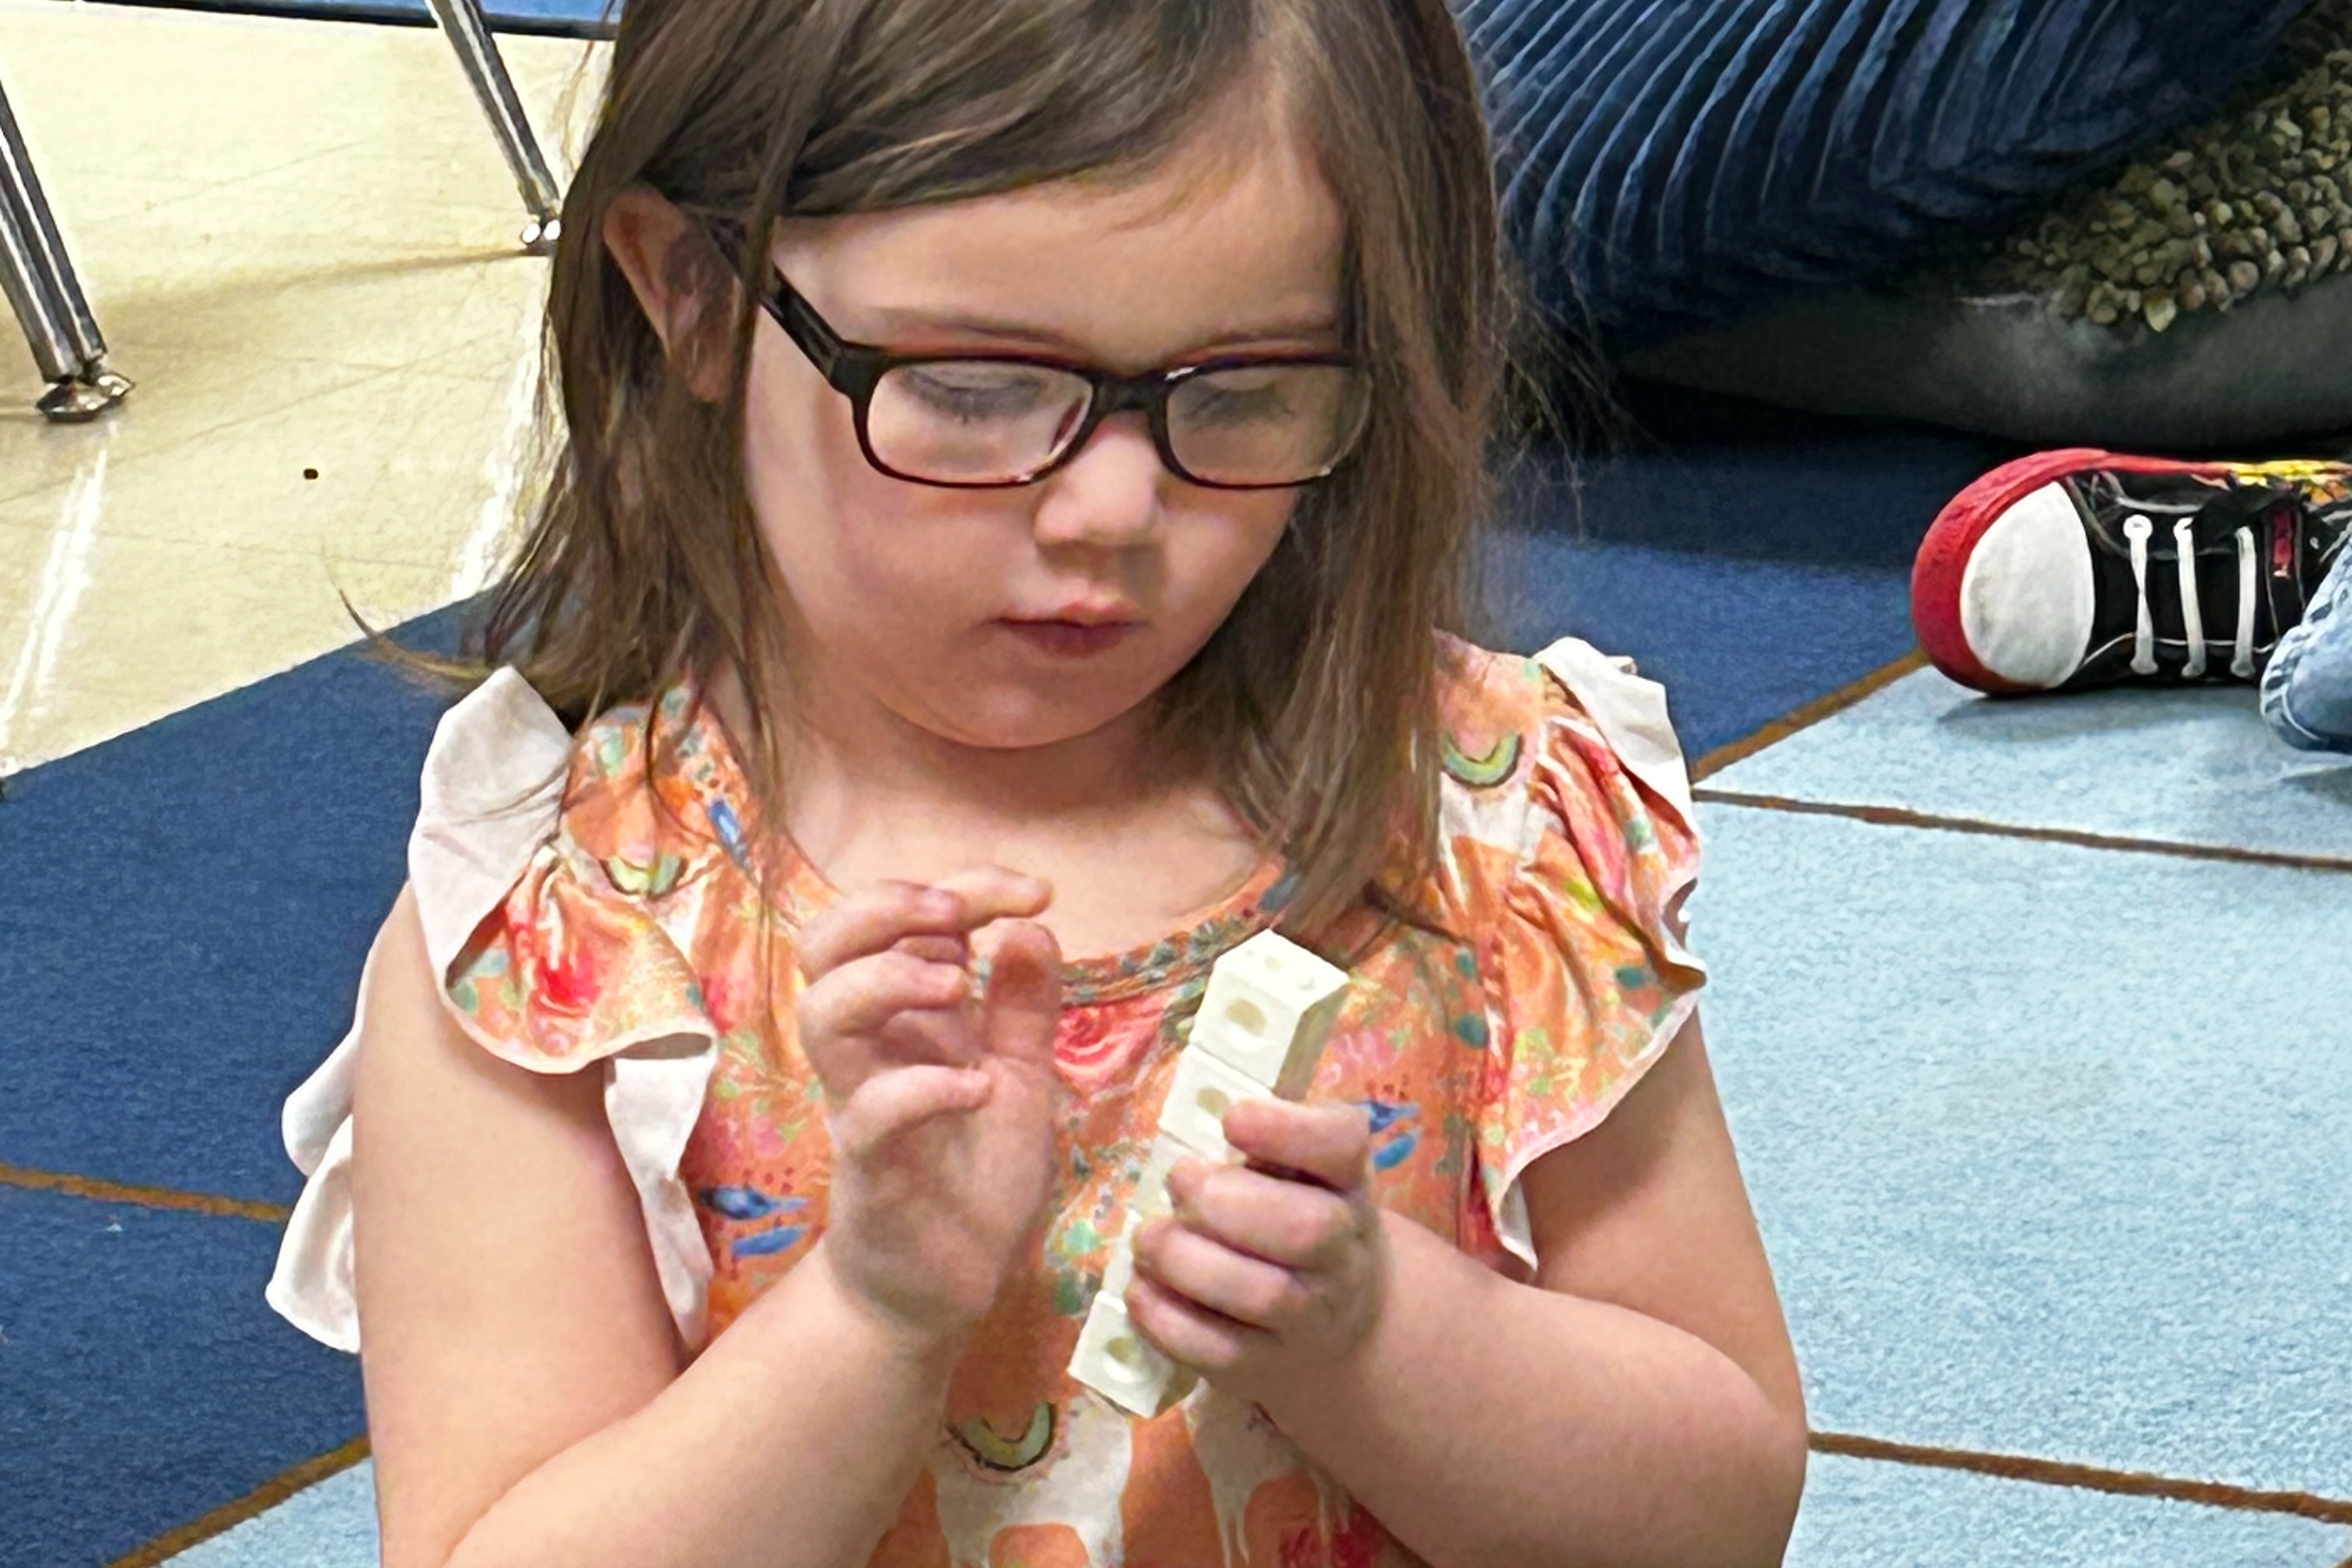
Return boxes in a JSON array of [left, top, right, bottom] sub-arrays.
[[799, 869, 1050, 982], [1123, 1272, 1260, 1376], [893, 933, 969, 968], [1133, 1216, 1314, 1332], [828, 1065, 992, 1159], [800, 950, 968, 1048], [875, 1006, 982, 1069], [800, 870, 1054, 1095], [798, 881, 964, 982], [976, 920, 1063, 1068], [931, 865, 1055, 919], [1220, 1100, 1374, 1193], [1166, 1161, 1370, 1271]]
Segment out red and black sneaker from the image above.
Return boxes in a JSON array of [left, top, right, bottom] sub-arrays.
[[1913, 450, 2352, 694]]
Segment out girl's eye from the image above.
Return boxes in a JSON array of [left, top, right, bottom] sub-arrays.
[[1181, 372, 1297, 425], [895, 365, 1054, 419]]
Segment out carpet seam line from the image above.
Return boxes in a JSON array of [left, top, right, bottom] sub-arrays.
[[1691, 790, 2352, 873], [1811, 1431, 2352, 1524], [1689, 649, 1930, 782], [101, 1439, 372, 1568], [0, 1161, 291, 1223]]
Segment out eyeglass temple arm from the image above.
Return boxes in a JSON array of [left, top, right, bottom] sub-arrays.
[[696, 216, 852, 383], [773, 282, 848, 382]]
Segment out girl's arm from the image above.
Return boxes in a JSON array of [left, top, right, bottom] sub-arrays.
[[352, 888, 957, 1568], [1254, 1017, 1809, 1568]]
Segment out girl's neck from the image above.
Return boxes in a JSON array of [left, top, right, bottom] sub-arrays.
[[702, 657, 1268, 957], [706, 658, 1192, 833]]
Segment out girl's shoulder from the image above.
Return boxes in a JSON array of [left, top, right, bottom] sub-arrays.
[[269, 670, 733, 1355], [557, 681, 756, 880], [1416, 632, 1703, 940], [411, 672, 751, 1073], [1431, 633, 1689, 787]]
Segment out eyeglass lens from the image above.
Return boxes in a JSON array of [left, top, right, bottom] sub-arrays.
[[863, 361, 1363, 485]]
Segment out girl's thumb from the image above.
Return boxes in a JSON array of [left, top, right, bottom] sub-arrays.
[[978, 921, 1062, 1065]]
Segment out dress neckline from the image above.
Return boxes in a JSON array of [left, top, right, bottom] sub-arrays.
[[649, 677, 1299, 1006]]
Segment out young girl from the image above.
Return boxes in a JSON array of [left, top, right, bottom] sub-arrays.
[[267, 2, 1808, 1565]]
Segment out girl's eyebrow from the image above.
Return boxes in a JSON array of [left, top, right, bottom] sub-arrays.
[[858, 305, 1344, 358]]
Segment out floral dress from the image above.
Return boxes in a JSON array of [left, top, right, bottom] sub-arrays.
[[268, 634, 1706, 1568]]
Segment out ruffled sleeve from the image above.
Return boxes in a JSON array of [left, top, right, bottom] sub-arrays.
[[266, 669, 723, 1353], [1441, 637, 1707, 1274]]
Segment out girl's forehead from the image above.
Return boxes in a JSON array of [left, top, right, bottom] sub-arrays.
[[776, 121, 1346, 364]]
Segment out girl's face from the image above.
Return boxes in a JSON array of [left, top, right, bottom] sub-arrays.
[[743, 110, 1346, 757]]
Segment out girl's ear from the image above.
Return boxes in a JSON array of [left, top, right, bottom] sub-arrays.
[[603, 185, 737, 403]]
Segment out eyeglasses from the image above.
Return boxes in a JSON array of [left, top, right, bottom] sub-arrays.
[[717, 233, 1371, 491]]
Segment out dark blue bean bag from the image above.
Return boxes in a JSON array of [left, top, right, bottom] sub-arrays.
[[1460, 0, 2319, 345]]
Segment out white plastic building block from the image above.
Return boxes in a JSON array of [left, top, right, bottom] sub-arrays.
[[1154, 1046, 1268, 1160], [1129, 1133, 1191, 1225], [1068, 1136, 1187, 1410], [1068, 1293, 1195, 1418], [1069, 931, 1351, 1416], [1186, 929, 1351, 1097], [1098, 1234, 1136, 1300]]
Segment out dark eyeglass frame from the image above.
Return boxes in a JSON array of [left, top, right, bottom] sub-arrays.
[[707, 222, 1370, 491]]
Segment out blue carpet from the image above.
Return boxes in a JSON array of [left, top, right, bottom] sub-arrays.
[[0, 1188, 365, 1568], [1699, 804, 2352, 1495], [1485, 400, 2018, 755], [1484, 530, 1916, 761], [1711, 671, 2352, 859], [0, 611, 466, 1207]]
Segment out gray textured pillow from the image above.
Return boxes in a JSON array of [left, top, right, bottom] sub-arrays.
[[1623, 272, 2352, 447], [1626, 5, 2352, 447]]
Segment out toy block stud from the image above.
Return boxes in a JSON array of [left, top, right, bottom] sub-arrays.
[[1067, 1293, 1195, 1418], [1186, 929, 1351, 1097], [1154, 1046, 1269, 1161]]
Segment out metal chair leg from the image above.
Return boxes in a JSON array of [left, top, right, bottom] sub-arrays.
[[0, 69, 129, 422], [421, 0, 565, 253]]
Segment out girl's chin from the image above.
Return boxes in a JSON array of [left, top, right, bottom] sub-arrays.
[[906, 686, 1159, 754]]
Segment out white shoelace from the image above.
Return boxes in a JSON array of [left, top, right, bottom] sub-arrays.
[[2174, 519, 2207, 678], [2126, 516, 2158, 675], [2232, 527, 2258, 679], [2125, 513, 2261, 678]]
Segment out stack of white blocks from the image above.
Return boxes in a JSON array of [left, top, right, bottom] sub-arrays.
[[1066, 929, 1353, 1417]]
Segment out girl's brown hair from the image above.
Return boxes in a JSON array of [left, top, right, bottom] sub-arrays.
[[452, 0, 1517, 936]]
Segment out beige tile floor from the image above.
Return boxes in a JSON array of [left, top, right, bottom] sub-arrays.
[[0, 0, 607, 772]]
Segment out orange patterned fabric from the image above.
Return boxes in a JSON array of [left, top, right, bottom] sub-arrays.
[[434, 636, 1704, 1568]]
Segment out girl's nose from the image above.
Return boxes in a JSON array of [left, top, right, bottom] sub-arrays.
[[1029, 411, 1167, 550]]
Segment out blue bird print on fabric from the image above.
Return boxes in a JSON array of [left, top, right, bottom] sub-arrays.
[[706, 796, 751, 872], [1360, 1099, 1420, 1171], [698, 1185, 808, 1258]]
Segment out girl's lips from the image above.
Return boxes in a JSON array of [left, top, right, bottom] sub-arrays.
[[1000, 619, 1136, 656]]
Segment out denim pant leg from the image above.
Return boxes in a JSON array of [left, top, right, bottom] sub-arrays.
[[2263, 543, 2352, 753]]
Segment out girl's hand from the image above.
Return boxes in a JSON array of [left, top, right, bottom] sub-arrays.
[[1125, 1099, 1390, 1407], [796, 868, 1064, 1355]]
